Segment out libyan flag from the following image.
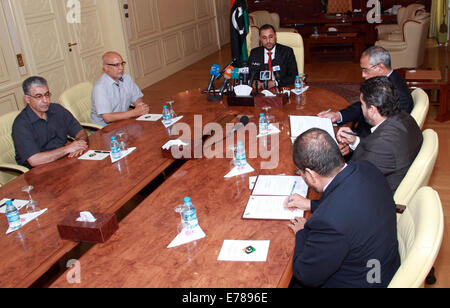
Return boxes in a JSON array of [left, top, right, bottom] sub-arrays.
[[230, 0, 249, 66]]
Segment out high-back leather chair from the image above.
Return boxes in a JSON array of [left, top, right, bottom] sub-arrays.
[[326, 0, 352, 14], [410, 88, 429, 129], [376, 12, 430, 69], [376, 4, 426, 40], [394, 129, 438, 207], [59, 82, 102, 132], [246, 25, 260, 56], [0, 111, 29, 185], [249, 10, 296, 33], [389, 187, 444, 288], [275, 32, 304, 75]]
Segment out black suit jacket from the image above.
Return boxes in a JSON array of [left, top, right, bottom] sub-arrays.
[[340, 70, 414, 137], [291, 161, 400, 288], [352, 111, 423, 193], [248, 43, 298, 86]]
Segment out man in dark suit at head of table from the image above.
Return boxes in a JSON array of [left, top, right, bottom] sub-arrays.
[[318, 46, 414, 138], [285, 128, 400, 288], [248, 24, 298, 89]]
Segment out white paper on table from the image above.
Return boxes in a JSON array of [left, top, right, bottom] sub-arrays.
[[291, 86, 309, 95], [78, 150, 110, 161], [249, 176, 258, 190], [162, 139, 189, 150], [243, 195, 304, 220], [162, 116, 184, 128], [110, 147, 136, 163], [261, 89, 276, 97], [289, 115, 337, 144], [0, 199, 28, 214], [5, 208, 48, 235], [252, 175, 308, 197], [224, 163, 255, 178], [257, 124, 280, 138], [217, 240, 270, 262], [167, 225, 206, 248], [137, 114, 163, 122]]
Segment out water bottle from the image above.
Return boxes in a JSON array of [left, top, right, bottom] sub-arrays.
[[5, 200, 21, 231], [235, 141, 247, 167], [259, 113, 268, 135], [295, 75, 302, 92], [162, 105, 171, 125], [110, 136, 121, 160], [182, 197, 199, 230]]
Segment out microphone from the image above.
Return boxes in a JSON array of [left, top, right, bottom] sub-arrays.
[[216, 58, 236, 81], [219, 65, 234, 95], [260, 65, 271, 90], [239, 66, 249, 85], [207, 64, 220, 94], [231, 68, 240, 86], [204, 116, 250, 149], [249, 63, 260, 93], [273, 65, 282, 92]]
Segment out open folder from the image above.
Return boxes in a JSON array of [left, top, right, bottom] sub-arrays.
[[242, 175, 307, 220]]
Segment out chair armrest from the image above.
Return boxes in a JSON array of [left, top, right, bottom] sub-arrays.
[[0, 163, 29, 174], [375, 24, 400, 35], [375, 40, 407, 51], [80, 122, 103, 131]]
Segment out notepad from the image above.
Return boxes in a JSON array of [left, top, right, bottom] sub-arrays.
[[218, 240, 270, 262], [78, 150, 110, 161], [137, 114, 163, 121], [289, 115, 336, 144], [242, 175, 307, 220]]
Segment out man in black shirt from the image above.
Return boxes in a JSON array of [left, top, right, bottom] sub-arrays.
[[12, 76, 88, 169]]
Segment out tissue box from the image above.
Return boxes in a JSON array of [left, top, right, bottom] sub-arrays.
[[57, 212, 118, 243], [227, 93, 288, 108]]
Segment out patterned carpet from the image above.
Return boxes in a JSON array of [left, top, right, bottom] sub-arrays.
[[309, 82, 361, 104]]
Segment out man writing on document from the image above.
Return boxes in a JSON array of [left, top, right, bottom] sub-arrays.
[[91, 52, 149, 127], [285, 128, 400, 288]]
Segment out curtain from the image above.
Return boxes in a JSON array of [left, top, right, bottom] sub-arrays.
[[430, 0, 449, 44]]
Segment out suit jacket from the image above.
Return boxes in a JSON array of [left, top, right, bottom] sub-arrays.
[[291, 161, 400, 288], [352, 111, 423, 193], [248, 43, 298, 86], [340, 70, 414, 137]]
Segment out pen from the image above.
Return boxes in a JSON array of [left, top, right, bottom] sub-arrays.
[[320, 109, 331, 115], [288, 181, 297, 202], [343, 131, 358, 136], [94, 151, 110, 154]]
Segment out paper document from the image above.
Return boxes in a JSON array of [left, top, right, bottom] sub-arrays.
[[243, 195, 303, 220], [6, 208, 48, 235], [218, 240, 270, 262], [257, 124, 280, 138], [167, 226, 206, 248], [289, 115, 336, 143], [78, 150, 110, 161], [243, 175, 307, 220], [110, 147, 136, 163], [0, 199, 28, 214], [162, 116, 184, 128], [224, 163, 255, 178], [137, 114, 163, 122]]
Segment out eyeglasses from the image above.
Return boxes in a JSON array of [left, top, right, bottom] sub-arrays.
[[27, 92, 52, 100], [361, 64, 378, 73], [105, 61, 126, 67]]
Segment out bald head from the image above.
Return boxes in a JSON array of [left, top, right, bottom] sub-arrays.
[[102, 52, 126, 82]]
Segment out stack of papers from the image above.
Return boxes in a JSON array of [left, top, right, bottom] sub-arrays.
[[243, 175, 307, 220], [289, 115, 336, 144]]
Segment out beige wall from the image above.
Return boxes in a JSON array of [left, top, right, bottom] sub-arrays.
[[0, 0, 230, 115]]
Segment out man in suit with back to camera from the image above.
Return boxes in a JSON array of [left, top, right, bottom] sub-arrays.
[[337, 76, 423, 193], [318, 46, 414, 138], [91, 51, 149, 127], [285, 128, 400, 288], [12, 76, 88, 169], [248, 24, 298, 89]]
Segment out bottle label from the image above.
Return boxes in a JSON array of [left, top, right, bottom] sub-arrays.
[[183, 209, 198, 229], [6, 211, 21, 229]]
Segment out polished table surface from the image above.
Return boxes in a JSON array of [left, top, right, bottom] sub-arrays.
[[46, 86, 350, 288], [0, 89, 230, 287]]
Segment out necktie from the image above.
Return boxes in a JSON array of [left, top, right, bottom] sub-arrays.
[[267, 51, 273, 79]]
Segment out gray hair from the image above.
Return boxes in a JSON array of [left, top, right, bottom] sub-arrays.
[[362, 46, 392, 70], [22, 76, 48, 95]]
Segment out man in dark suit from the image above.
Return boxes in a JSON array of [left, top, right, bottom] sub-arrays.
[[319, 46, 414, 137], [248, 24, 298, 88], [285, 128, 400, 288], [337, 77, 423, 193]]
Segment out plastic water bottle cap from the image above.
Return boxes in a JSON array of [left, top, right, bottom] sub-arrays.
[[237, 141, 243, 146], [111, 136, 116, 140], [184, 197, 191, 203], [6, 200, 12, 205], [260, 113, 264, 117], [164, 105, 168, 109]]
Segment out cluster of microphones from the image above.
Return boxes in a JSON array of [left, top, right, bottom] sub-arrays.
[[205, 59, 282, 101]]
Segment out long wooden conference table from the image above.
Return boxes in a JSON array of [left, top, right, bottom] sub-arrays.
[[0, 86, 349, 288]]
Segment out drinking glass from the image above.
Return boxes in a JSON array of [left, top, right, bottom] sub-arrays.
[[116, 131, 128, 151], [22, 185, 40, 214], [174, 204, 186, 234], [167, 100, 177, 118], [262, 106, 273, 125], [299, 73, 307, 87]]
